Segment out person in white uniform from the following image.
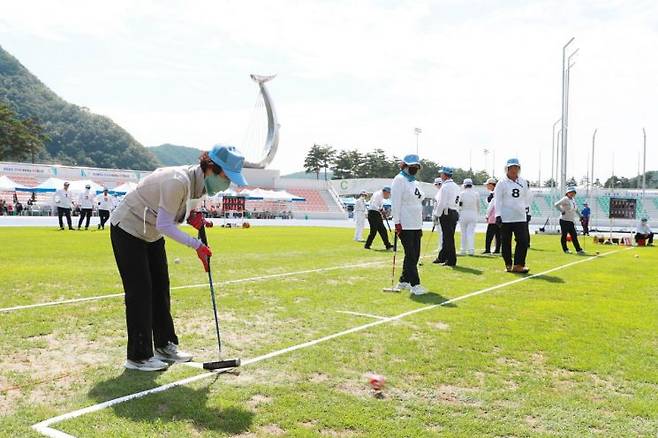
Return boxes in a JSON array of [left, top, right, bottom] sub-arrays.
[[364, 187, 393, 250], [391, 154, 426, 295], [458, 178, 480, 255], [110, 145, 247, 371], [635, 218, 654, 246], [97, 189, 115, 230], [554, 186, 584, 254], [433, 167, 460, 266], [494, 158, 532, 273], [54, 181, 74, 230], [431, 178, 443, 255], [77, 184, 96, 230], [353, 191, 367, 242]]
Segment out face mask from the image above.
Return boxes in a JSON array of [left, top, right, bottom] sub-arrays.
[[407, 166, 419, 176], [204, 173, 230, 196]]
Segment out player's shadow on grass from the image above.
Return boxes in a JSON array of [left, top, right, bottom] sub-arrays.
[[528, 274, 565, 283], [451, 265, 483, 275], [410, 292, 457, 307], [88, 370, 253, 434]]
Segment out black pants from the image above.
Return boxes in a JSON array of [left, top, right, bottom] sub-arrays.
[[501, 222, 529, 267], [399, 229, 422, 286], [365, 210, 392, 249], [560, 219, 582, 252], [99, 209, 110, 229], [485, 223, 501, 253], [78, 208, 92, 229], [635, 233, 654, 245], [526, 215, 531, 246], [581, 218, 590, 235], [57, 207, 72, 229], [438, 210, 458, 265], [110, 224, 178, 361]]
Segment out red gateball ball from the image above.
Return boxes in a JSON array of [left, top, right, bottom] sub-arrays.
[[368, 374, 385, 391]]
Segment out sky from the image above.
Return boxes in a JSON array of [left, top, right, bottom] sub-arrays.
[[1, 0, 657, 182]]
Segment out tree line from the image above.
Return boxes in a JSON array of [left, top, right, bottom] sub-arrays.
[[303, 144, 491, 184], [0, 102, 47, 162]]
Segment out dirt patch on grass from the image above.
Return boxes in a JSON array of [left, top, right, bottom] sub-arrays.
[[247, 393, 272, 410], [320, 428, 357, 436], [427, 321, 450, 331], [260, 424, 285, 436]]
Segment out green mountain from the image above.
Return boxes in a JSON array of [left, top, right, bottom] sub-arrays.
[[0, 45, 160, 170], [149, 144, 203, 166]]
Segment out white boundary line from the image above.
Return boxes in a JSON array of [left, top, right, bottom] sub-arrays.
[[0, 260, 389, 313], [335, 310, 388, 320], [31, 248, 630, 438]]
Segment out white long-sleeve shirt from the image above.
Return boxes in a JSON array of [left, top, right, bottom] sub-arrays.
[[368, 190, 385, 211], [354, 197, 366, 215], [97, 195, 115, 211], [494, 175, 531, 223], [53, 189, 73, 209], [458, 188, 480, 215], [554, 196, 580, 223], [636, 222, 652, 235], [435, 179, 460, 216], [78, 190, 96, 209], [391, 173, 424, 230]]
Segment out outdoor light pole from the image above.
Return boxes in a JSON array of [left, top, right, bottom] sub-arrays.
[[642, 128, 647, 199], [551, 118, 561, 189], [560, 37, 576, 190], [589, 128, 597, 196], [414, 127, 422, 155]]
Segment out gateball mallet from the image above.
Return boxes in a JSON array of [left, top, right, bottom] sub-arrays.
[[381, 213, 401, 292], [418, 223, 435, 266], [198, 225, 241, 371]]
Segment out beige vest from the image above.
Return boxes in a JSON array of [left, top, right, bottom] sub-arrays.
[[111, 165, 205, 242]]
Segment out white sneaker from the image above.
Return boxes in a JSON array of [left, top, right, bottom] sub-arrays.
[[154, 342, 193, 363], [411, 285, 428, 295], [396, 282, 412, 290], [125, 357, 169, 371]]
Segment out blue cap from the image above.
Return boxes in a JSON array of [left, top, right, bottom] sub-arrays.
[[566, 186, 577, 194], [506, 158, 521, 168], [402, 154, 421, 166], [439, 166, 453, 176], [208, 144, 248, 186], [383, 186, 391, 193]]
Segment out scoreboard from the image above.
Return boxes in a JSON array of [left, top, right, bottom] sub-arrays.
[[222, 196, 246, 212], [609, 198, 636, 220]]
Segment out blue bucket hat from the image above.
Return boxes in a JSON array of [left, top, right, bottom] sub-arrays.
[[402, 154, 421, 166], [439, 166, 454, 176], [505, 158, 521, 168], [566, 186, 577, 194], [383, 186, 391, 193], [208, 144, 248, 186]]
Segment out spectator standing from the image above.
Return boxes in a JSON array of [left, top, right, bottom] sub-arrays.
[[77, 184, 96, 230], [97, 189, 114, 230], [353, 191, 367, 242], [54, 182, 74, 230], [580, 202, 591, 235]]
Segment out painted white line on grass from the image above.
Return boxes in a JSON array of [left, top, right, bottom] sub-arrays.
[[1, 260, 388, 313], [336, 310, 388, 320], [31, 248, 629, 438]]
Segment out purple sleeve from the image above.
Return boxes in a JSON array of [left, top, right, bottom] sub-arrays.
[[156, 207, 202, 249]]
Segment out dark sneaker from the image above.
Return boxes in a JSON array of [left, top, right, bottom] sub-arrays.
[[155, 342, 193, 363]]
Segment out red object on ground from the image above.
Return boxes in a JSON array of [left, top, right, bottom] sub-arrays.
[[368, 374, 385, 391]]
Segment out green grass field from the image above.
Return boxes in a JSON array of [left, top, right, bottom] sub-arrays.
[[1, 226, 657, 437]]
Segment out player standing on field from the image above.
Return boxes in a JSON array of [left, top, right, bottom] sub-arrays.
[[431, 178, 443, 256], [353, 191, 366, 242], [364, 187, 393, 250], [433, 167, 460, 266], [458, 178, 479, 256], [391, 154, 427, 295], [554, 186, 585, 254], [483, 177, 501, 254], [494, 158, 531, 273]]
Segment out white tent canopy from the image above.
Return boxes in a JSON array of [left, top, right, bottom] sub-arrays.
[[241, 188, 305, 202], [112, 182, 138, 194], [35, 177, 67, 191], [0, 175, 21, 191], [68, 179, 105, 193]]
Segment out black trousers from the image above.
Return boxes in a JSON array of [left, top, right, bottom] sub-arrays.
[[365, 210, 391, 249], [581, 218, 590, 235], [99, 209, 110, 229], [78, 208, 92, 229], [57, 207, 72, 229], [399, 229, 422, 286], [635, 233, 654, 245], [560, 219, 582, 252], [500, 221, 529, 267], [110, 224, 178, 361], [438, 210, 458, 265], [485, 223, 501, 253]]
